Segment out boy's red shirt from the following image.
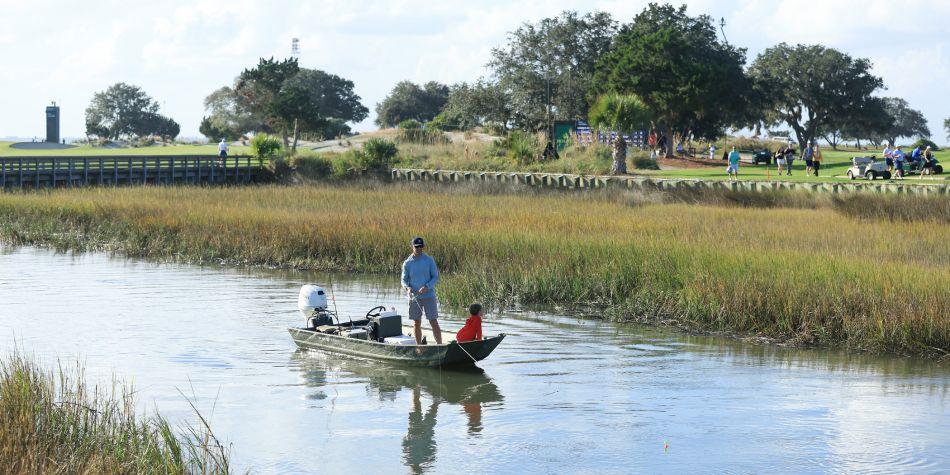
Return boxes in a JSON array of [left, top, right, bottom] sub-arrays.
[[456, 315, 482, 342]]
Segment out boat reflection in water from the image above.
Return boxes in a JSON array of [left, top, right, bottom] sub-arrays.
[[291, 350, 504, 473]]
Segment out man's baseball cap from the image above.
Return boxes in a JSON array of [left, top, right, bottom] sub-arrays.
[[411, 237, 425, 248]]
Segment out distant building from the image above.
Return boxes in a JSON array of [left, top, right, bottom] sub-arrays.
[[46, 103, 60, 143]]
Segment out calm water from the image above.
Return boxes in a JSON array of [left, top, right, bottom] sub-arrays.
[[1, 246, 948, 474]]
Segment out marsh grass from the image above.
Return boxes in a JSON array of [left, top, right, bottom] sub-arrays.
[[0, 351, 231, 474], [0, 183, 947, 356]]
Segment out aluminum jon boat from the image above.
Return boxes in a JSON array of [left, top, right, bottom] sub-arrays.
[[287, 284, 505, 368]]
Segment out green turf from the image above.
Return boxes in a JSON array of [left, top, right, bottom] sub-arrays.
[[0, 141, 252, 157], [643, 148, 949, 184]]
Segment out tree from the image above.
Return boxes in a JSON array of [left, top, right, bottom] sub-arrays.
[[749, 43, 884, 148], [945, 118, 950, 142], [588, 92, 652, 173], [437, 79, 511, 130], [375, 81, 450, 127], [274, 69, 369, 151], [85, 82, 161, 140], [232, 57, 368, 151], [881, 97, 930, 146], [146, 114, 180, 140], [593, 4, 752, 157], [202, 86, 261, 140], [839, 97, 892, 149], [489, 11, 617, 131]]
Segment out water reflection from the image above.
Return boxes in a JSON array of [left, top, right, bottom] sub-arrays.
[[291, 351, 503, 474]]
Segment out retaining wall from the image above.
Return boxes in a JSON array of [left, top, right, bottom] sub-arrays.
[[391, 168, 950, 196]]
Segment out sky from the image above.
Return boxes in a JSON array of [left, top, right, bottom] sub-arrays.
[[1, 0, 948, 142]]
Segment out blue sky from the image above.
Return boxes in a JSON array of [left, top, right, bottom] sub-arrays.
[[1, 0, 948, 142]]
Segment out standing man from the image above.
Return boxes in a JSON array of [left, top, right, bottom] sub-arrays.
[[401, 237, 442, 345], [892, 145, 907, 179], [218, 139, 229, 160], [709, 143, 716, 160], [727, 145, 741, 180]]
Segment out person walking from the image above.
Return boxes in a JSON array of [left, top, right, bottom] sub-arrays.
[[727, 146, 741, 181], [812, 144, 823, 176], [892, 145, 907, 179], [401, 236, 442, 345], [775, 145, 788, 175], [784, 144, 795, 175], [802, 142, 815, 176]]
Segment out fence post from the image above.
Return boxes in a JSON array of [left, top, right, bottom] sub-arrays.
[[1, 160, 5, 189]]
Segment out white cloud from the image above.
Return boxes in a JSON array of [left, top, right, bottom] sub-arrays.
[[0, 0, 947, 140]]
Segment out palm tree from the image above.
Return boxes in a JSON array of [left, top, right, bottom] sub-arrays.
[[589, 93, 652, 174]]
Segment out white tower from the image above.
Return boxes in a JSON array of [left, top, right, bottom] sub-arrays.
[[291, 38, 300, 59]]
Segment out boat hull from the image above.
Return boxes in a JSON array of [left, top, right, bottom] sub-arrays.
[[287, 327, 505, 367]]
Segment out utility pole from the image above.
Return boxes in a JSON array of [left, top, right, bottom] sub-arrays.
[[719, 17, 728, 44]]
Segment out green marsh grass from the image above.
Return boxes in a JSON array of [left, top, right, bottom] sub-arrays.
[[0, 351, 231, 474], [0, 183, 947, 356]]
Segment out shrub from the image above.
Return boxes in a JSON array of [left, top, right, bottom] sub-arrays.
[[358, 138, 398, 171], [290, 151, 333, 179], [632, 157, 660, 170], [505, 131, 540, 164], [911, 138, 940, 151], [483, 121, 506, 137], [251, 134, 282, 159], [395, 119, 449, 144]]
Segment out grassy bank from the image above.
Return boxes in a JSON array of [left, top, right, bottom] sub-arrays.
[[0, 183, 947, 356], [0, 352, 230, 474], [0, 141, 251, 157]]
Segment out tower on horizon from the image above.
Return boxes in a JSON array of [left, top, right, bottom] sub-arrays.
[[45, 102, 60, 143], [291, 38, 300, 59]]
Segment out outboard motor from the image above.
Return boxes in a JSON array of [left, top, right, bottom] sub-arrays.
[[298, 285, 334, 328]]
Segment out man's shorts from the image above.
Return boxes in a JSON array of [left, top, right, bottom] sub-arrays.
[[776, 158, 787, 167], [408, 297, 439, 321], [219, 150, 228, 158], [896, 161, 904, 171], [726, 164, 739, 173]]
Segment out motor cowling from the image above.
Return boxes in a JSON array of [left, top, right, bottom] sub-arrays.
[[298, 285, 329, 318]]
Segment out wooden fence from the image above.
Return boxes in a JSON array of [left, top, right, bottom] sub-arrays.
[[391, 168, 950, 195], [0, 155, 266, 189]]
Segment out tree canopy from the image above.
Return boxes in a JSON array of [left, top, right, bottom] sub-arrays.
[[206, 57, 368, 150], [84, 82, 179, 140], [489, 10, 617, 131], [375, 81, 450, 127], [436, 79, 511, 131], [880, 97, 930, 146], [588, 92, 652, 133], [749, 43, 884, 147], [945, 118, 950, 142], [592, 3, 751, 156]]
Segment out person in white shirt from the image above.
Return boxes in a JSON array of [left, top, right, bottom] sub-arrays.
[[218, 139, 229, 158], [709, 144, 716, 160]]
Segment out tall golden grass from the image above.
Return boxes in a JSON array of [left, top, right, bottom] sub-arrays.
[[0, 351, 231, 474], [0, 183, 947, 356]]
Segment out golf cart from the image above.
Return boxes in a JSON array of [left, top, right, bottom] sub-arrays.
[[751, 149, 772, 165], [847, 156, 891, 180], [902, 156, 944, 176]]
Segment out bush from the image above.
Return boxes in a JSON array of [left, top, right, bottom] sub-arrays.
[[251, 134, 282, 159], [911, 138, 940, 151], [502, 131, 540, 164], [358, 138, 399, 171], [290, 151, 333, 179], [395, 119, 449, 144], [483, 121, 506, 137], [632, 157, 660, 170]]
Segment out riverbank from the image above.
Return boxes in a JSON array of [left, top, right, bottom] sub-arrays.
[[0, 351, 230, 474], [0, 183, 947, 357]]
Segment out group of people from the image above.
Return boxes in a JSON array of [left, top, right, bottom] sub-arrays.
[[401, 237, 483, 345], [774, 141, 823, 176], [883, 144, 937, 178]]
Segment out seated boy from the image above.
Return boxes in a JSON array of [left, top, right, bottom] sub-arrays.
[[455, 303, 483, 343]]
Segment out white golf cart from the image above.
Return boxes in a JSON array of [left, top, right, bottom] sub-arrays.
[[847, 156, 891, 180]]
